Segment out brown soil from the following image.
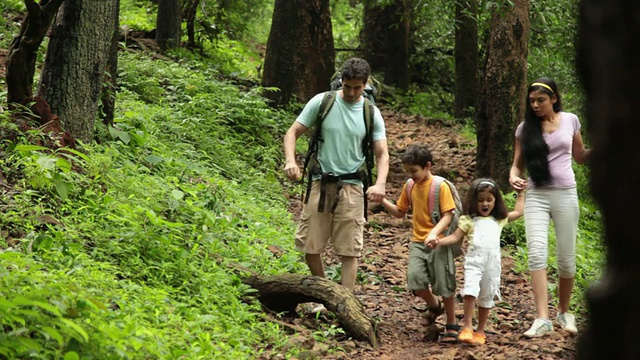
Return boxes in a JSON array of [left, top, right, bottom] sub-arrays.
[[284, 107, 578, 360]]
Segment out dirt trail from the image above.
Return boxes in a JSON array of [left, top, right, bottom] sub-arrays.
[[292, 108, 578, 360]]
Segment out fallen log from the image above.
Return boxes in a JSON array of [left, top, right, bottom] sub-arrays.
[[242, 273, 378, 348]]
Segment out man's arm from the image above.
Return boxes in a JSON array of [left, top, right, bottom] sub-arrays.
[[283, 121, 308, 181], [366, 139, 389, 202]]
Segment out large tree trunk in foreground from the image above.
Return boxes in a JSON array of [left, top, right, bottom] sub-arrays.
[[38, 0, 119, 144], [475, 0, 530, 189], [261, 0, 334, 106], [576, 1, 640, 359], [5, 0, 65, 107], [243, 274, 378, 348]]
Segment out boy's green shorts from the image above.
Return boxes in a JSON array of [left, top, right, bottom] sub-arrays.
[[406, 241, 457, 297]]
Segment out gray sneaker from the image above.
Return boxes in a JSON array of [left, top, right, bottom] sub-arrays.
[[555, 312, 578, 334], [523, 318, 553, 338]]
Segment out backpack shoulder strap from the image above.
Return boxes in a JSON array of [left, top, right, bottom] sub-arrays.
[[405, 178, 415, 207], [428, 175, 444, 222], [361, 97, 375, 187], [318, 91, 337, 126]]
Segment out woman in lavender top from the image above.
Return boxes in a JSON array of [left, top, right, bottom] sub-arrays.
[[509, 78, 591, 338]]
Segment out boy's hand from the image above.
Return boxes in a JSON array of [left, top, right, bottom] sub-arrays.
[[366, 183, 385, 203], [426, 238, 439, 249], [425, 233, 438, 246]]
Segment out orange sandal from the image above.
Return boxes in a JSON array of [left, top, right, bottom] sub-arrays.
[[472, 332, 486, 345], [458, 328, 474, 343]]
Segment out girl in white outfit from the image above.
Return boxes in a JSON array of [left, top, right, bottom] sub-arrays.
[[428, 178, 524, 344]]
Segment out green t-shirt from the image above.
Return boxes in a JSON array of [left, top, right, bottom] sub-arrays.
[[296, 92, 386, 176]]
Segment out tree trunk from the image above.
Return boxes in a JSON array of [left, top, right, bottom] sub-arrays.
[[454, 0, 478, 119], [361, 0, 411, 89], [5, 0, 65, 107], [242, 273, 378, 348], [360, 0, 386, 73], [38, 0, 119, 144], [156, 0, 181, 51], [576, 1, 640, 359], [261, 0, 334, 106], [100, 0, 121, 127], [383, 0, 411, 89], [474, 0, 530, 189], [183, 0, 201, 49]]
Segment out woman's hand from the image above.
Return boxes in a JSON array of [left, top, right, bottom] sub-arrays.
[[509, 175, 528, 191]]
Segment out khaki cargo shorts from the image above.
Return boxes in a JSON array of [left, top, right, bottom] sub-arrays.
[[295, 181, 365, 257]]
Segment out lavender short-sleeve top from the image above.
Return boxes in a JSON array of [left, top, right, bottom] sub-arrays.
[[515, 112, 581, 189]]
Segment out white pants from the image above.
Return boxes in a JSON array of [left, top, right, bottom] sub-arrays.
[[462, 249, 501, 308], [524, 187, 579, 278]]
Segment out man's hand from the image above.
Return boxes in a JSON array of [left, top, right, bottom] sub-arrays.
[[366, 183, 385, 203], [426, 238, 439, 249], [284, 161, 301, 181]]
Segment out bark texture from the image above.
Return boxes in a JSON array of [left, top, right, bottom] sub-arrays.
[[361, 0, 411, 89], [156, 0, 181, 51], [454, 0, 479, 119], [261, 0, 334, 106], [5, 0, 65, 106], [38, 0, 119, 143], [576, 1, 640, 358], [243, 274, 378, 348], [474, 0, 530, 189], [100, 0, 120, 127]]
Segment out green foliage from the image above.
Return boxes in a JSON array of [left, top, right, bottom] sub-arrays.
[[0, 49, 305, 359], [119, 0, 157, 31], [331, 0, 364, 65]]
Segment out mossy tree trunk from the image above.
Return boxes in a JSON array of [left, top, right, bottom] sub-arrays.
[[576, 1, 640, 358], [475, 0, 530, 189], [37, 0, 119, 144], [261, 0, 335, 106], [243, 273, 378, 348]]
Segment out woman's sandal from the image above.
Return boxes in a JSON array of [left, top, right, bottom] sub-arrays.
[[421, 300, 445, 326]]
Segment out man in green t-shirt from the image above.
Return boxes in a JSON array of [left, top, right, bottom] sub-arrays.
[[283, 58, 389, 291]]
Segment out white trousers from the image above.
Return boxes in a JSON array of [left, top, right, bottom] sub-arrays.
[[524, 187, 579, 278]]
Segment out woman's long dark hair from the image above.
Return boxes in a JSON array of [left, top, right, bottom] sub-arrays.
[[521, 78, 562, 187]]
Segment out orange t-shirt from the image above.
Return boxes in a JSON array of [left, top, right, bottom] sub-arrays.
[[396, 177, 456, 242]]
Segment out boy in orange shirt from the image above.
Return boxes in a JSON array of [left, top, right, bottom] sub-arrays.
[[377, 144, 458, 337]]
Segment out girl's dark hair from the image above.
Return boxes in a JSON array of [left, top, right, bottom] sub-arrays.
[[521, 77, 562, 187], [401, 144, 433, 168], [341, 58, 371, 83], [463, 178, 509, 220]]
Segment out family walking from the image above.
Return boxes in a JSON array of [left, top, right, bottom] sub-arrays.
[[283, 58, 590, 344]]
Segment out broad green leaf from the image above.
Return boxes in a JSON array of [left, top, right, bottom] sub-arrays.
[[64, 351, 80, 360], [59, 319, 89, 342], [14, 144, 49, 152], [40, 326, 64, 346]]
